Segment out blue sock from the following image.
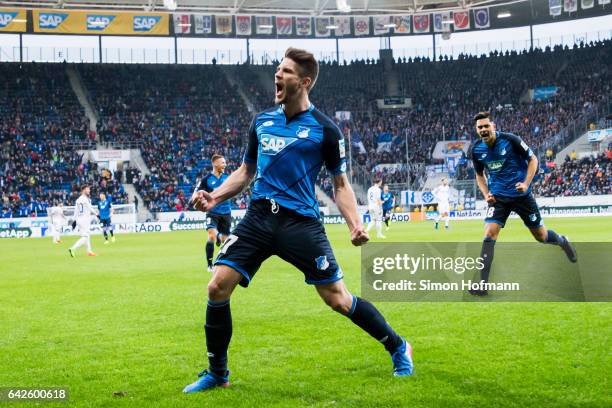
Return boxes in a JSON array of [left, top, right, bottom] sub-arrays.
[[545, 229, 562, 245], [479, 237, 496, 283], [205, 299, 232, 376], [347, 296, 402, 352], [206, 241, 214, 267]]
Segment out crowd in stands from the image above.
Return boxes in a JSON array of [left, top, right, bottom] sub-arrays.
[[79, 64, 252, 212], [1, 40, 610, 217], [0, 63, 125, 218], [533, 152, 610, 197]]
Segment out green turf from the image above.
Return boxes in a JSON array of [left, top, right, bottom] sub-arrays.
[[1, 217, 611, 407]]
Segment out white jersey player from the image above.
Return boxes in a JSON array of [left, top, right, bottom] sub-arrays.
[[48, 203, 66, 244], [365, 179, 385, 238], [433, 177, 451, 230], [69, 185, 98, 257]]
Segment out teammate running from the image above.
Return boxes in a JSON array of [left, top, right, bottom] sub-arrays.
[[469, 111, 577, 296]]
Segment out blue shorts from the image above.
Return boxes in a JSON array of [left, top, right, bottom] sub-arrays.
[[206, 213, 232, 236], [215, 200, 343, 288], [100, 218, 112, 228], [485, 194, 543, 228]]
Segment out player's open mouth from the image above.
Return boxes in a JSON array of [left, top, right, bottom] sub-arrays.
[[275, 82, 283, 98]]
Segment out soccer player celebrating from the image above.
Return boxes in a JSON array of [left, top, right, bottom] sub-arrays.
[[48, 201, 66, 244], [366, 179, 385, 238], [97, 192, 115, 244], [433, 178, 451, 230], [469, 112, 577, 296], [196, 154, 232, 272], [184, 48, 413, 393], [69, 185, 98, 257], [381, 184, 394, 231]]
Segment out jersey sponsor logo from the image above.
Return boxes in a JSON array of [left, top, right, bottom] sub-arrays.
[[262, 120, 274, 127], [296, 126, 310, 138], [39, 13, 69, 29], [86, 14, 116, 31], [315, 255, 330, 270], [133, 15, 161, 31], [486, 159, 505, 171], [0, 12, 18, 28], [338, 139, 346, 158], [260, 135, 297, 155]]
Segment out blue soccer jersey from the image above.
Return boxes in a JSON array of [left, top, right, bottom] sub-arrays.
[[243, 104, 346, 218], [198, 172, 231, 215], [382, 192, 394, 210], [470, 131, 534, 197], [97, 196, 112, 220]]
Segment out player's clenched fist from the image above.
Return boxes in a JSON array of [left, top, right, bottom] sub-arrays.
[[350, 225, 369, 246], [190, 190, 216, 212]]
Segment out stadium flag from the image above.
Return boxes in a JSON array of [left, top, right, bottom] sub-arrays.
[[296, 16, 311, 35], [275, 16, 293, 35], [215, 15, 232, 34], [173, 14, 191, 34], [194, 14, 212, 33], [235, 15, 251, 35], [564, 0, 578, 12], [412, 14, 430, 33], [393, 15, 411, 33], [549, 0, 563, 15], [315, 17, 330, 37], [373, 16, 392, 35], [33, 9, 169, 35], [453, 11, 470, 30], [599, 0, 611, 4], [255, 16, 273, 34], [473, 8, 490, 29], [334, 16, 351, 36], [433, 12, 451, 32], [376, 132, 394, 153], [581, 0, 595, 8], [0, 8, 26, 32], [353, 16, 370, 36]]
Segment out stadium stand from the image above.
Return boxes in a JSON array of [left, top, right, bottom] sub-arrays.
[[1, 40, 610, 216]]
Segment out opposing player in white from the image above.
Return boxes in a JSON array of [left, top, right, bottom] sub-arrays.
[[433, 177, 451, 230], [48, 202, 66, 244], [69, 185, 98, 257], [366, 179, 385, 238]]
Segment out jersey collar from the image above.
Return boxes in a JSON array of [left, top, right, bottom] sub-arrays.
[[280, 103, 315, 124]]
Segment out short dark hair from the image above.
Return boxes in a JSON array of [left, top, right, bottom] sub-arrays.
[[374, 178, 382, 184], [80, 184, 89, 191], [211, 154, 224, 162], [284, 47, 319, 91], [473, 111, 491, 123]]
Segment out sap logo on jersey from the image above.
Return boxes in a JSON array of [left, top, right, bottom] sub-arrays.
[[133, 16, 161, 31], [87, 15, 116, 31], [0, 12, 17, 28], [487, 160, 505, 171], [260, 135, 297, 155], [39, 13, 69, 29]]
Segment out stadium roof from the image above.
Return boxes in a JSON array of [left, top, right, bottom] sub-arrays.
[[0, 0, 530, 15]]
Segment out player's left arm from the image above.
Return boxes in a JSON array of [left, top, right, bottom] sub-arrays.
[[508, 134, 538, 193], [323, 125, 368, 246], [333, 174, 368, 246]]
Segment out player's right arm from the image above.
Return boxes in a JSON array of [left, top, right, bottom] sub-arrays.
[[471, 147, 495, 204], [191, 118, 258, 212]]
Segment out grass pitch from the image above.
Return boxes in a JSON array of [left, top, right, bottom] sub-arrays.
[[1, 217, 611, 407]]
